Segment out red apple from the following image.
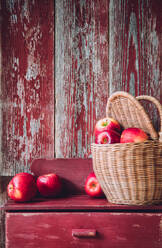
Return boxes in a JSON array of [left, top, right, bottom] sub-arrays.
[[94, 117, 121, 138], [36, 173, 62, 197], [7, 173, 37, 202], [95, 130, 120, 144], [85, 172, 104, 198], [120, 127, 149, 143]]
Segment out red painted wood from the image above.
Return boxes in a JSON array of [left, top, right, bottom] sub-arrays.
[[1, 2, 161, 248], [6, 212, 162, 248], [55, 0, 109, 158], [109, 0, 161, 97], [109, 0, 161, 130], [1, 0, 161, 173], [4, 195, 162, 212], [1, 0, 54, 175], [31, 158, 93, 194]]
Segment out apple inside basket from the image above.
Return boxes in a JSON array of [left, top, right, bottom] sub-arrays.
[[91, 91, 162, 205]]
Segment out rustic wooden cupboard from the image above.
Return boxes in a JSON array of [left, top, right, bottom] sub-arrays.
[[5, 159, 162, 248], [5, 197, 162, 248], [0, 0, 161, 247]]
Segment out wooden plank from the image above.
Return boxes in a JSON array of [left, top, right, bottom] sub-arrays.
[[55, 0, 109, 158], [6, 212, 162, 248], [31, 158, 93, 195], [1, 0, 55, 175], [4, 194, 162, 212], [0, 1, 2, 176], [0, 176, 12, 248], [109, 0, 162, 130]]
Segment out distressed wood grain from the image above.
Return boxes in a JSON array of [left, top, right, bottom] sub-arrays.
[[109, 0, 162, 130], [5, 193, 162, 211], [0, 1, 161, 246], [6, 212, 162, 248], [0, 1, 2, 177], [1, 0, 55, 175], [0, 176, 12, 248], [55, 0, 109, 158]]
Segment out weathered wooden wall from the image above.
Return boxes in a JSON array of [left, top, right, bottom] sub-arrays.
[[1, 0, 161, 174], [1, 0, 55, 176], [55, 0, 109, 158], [0, 0, 161, 247], [109, 0, 162, 130]]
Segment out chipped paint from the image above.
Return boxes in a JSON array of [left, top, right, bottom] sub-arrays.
[[15, 233, 39, 240], [1, 0, 54, 175], [25, 61, 40, 81], [0, 1, 2, 169], [55, 0, 109, 158], [0, 0, 161, 173], [109, 0, 161, 98], [0, 1, 162, 247]]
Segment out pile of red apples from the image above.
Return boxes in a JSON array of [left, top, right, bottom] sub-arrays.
[[7, 171, 104, 202], [7, 117, 149, 202], [94, 117, 149, 144], [7, 173, 63, 202], [90, 117, 149, 197]]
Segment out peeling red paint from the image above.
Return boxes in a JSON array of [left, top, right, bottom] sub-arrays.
[[55, 0, 109, 158], [110, 0, 161, 96], [1, 0, 54, 174], [109, 0, 161, 130], [0, 0, 161, 174]]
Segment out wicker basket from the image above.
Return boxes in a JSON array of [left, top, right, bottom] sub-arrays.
[[91, 91, 162, 205]]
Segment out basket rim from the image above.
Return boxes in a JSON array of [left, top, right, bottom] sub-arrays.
[[91, 139, 161, 148]]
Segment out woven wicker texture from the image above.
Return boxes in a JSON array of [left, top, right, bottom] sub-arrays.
[[106, 92, 160, 140], [91, 92, 162, 205]]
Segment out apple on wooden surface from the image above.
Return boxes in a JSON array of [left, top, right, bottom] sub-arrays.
[[36, 173, 62, 197], [7, 173, 37, 202], [94, 117, 121, 137], [120, 127, 149, 143], [95, 130, 120, 144], [85, 172, 104, 198]]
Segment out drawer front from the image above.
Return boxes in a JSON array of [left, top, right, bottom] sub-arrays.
[[6, 212, 162, 248]]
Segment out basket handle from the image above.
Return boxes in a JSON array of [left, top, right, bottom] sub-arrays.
[[136, 95, 162, 142]]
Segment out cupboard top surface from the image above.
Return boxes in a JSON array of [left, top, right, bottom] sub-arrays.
[[4, 194, 162, 212]]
